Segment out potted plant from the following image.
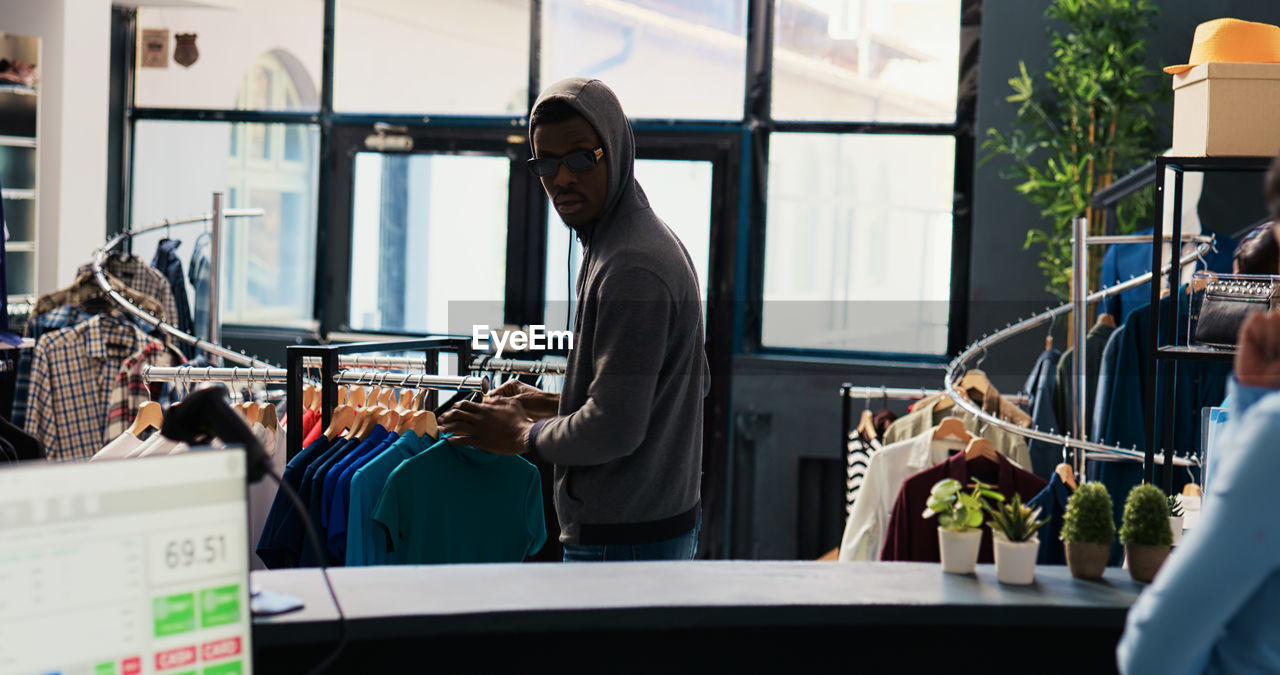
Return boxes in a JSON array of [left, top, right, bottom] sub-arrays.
[[1061, 482, 1116, 580], [983, 0, 1163, 303], [1119, 484, 1173, 582], [985, 493, 1048, 585], [923, 478, 1004, 575], [1168, 495, 1184, 546]]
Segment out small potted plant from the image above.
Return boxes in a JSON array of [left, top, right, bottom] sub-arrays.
[[985, 493, 1048, 585], [1119, 484, 1173, 583], [1061, 482, 1115, 580], [923, 478, 1003, 575], [1168, 495, 1185, 546]]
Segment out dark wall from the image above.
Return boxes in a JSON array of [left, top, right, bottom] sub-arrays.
[[728, 0, 1280, 561]]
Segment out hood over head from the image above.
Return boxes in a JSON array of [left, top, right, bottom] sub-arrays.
[[530, 78, 648, 242]]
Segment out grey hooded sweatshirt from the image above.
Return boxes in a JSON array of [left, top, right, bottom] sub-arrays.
[[527, 78, 710, 545]]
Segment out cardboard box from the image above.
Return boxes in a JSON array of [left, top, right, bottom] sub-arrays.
[[1172, 62, 1280, 156]]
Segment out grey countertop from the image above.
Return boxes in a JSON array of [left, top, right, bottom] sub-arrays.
[[251, 561, 1144, 646]]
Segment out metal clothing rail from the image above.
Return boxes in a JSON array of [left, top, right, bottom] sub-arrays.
[[141, 365, 489, 392], [840, 385, 1029, 406], [939, 238, 1215, 469], [90, 207, 274, 369], [299, 354, 567, 375]]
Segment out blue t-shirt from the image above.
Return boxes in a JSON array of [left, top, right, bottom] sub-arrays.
[[371, 439, 546, 565], [295, 437, 356, 566], [321, 427, 389, 530], [346, 431, 433, 566], [326, 431, 400, 561], [1118, 381, 1280, 674], [256, 435, 330, 568]]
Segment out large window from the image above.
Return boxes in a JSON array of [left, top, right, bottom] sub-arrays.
[[348, 152, 510, 334], [762, 133, 953, 355], [541, 0, 748, 120], [124, 0, 971, 356]]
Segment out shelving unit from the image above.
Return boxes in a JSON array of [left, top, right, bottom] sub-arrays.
[[0, 32, 39, 304], [1147, 155, 1271, 493]]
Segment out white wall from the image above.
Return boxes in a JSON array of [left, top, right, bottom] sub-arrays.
[[0, 0, 112, 293]]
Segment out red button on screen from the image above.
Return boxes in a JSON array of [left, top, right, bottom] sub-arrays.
[[155, 646, 197, 670], [201, 637, 242, 661]]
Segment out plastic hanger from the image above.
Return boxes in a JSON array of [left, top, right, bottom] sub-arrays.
[[128, 401, 163, 438]]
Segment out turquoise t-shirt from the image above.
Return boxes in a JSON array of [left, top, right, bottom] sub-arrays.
[[346, 430, 430, 566], [372, 439, 546, 564]]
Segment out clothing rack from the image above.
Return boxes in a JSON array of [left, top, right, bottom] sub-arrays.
[[141, 365, 489, 392], [938, 231, 1214, 470], [90, 203, 273, 369], [299, 354, 567, 375], [838, 386, 1027, 463], [283, 338, 477, 460]]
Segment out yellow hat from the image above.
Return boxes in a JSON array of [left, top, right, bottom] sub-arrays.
[[1164, 18, 1280, 75]]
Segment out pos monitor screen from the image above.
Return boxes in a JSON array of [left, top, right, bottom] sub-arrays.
[[0, 449, 254, 675]]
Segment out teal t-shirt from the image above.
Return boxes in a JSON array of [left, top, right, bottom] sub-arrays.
[[345, 430, 430, 566], [371, 439, 546, 564]]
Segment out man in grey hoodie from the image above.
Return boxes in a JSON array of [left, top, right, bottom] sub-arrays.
[[439, 78, 709, 561]]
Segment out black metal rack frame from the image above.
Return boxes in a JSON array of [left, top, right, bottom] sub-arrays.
[[283, 336, 475, 460], [1147, 156, 1272, 491]]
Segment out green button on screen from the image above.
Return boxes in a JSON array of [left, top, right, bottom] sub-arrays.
[[203, 660, 242, 675], [153, 592, 196, 637], [200, 584, 241, 628]]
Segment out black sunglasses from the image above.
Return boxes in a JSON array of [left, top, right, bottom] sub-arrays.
[[527, 147, 604, 177]]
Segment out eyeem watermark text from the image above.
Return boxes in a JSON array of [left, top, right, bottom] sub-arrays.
[[473, 325, 574, 358]]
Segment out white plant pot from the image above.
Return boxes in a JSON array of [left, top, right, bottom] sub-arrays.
[[993, 535, 1039, 585], [1170, 516, 1184, 546], [937, 528, 982, 575]]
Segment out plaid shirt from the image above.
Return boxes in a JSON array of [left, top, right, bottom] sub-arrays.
[[25, 313, 161, 462], [33, 271, 166, 323], [79, 253, 179, 329], [11, 305, 92, 429], [104, 342, 185, 442]]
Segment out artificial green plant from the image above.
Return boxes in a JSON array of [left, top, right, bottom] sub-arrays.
[[985, 492, 1049, 542], [983, 0, 1165, 299], [1061, 481, 1116, 545], [1119, 484, 1173, 547], [923, 478, 1004, 532]]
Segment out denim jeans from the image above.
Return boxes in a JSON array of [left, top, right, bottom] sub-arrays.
[[562, 518, 700, 562]]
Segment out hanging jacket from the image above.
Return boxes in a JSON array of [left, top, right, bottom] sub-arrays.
[[151, 238, 195, 358], [1023, 346, 1063, 479]]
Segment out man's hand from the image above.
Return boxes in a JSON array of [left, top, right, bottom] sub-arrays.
[[1235, 310, 1280, 389], [486, 378, 560, 420], [438, 398, 534, 456]]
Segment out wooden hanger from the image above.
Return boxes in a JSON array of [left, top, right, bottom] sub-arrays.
[[397, 390, 413, 413], [963, 437, 998, 462], [932, 417, 971, 443], [260, 403, 278, 431], [413, 410, 439, 441], [243, 401, 261, 425], [325, 405, 356, 441], [1182, 483, 1202, 498], [302, 384, 315, 411], [337, 386, 348, 407], [380, 409, 401, 434], [1054, 462, 1078, 490], [855, 409, 878, 441], [380, 387, 395, 409], [349, 386, 367, 409], [128, 401, 163, 438]]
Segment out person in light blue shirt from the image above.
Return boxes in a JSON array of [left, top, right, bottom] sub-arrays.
[[1118, 308, 1280, 674]]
